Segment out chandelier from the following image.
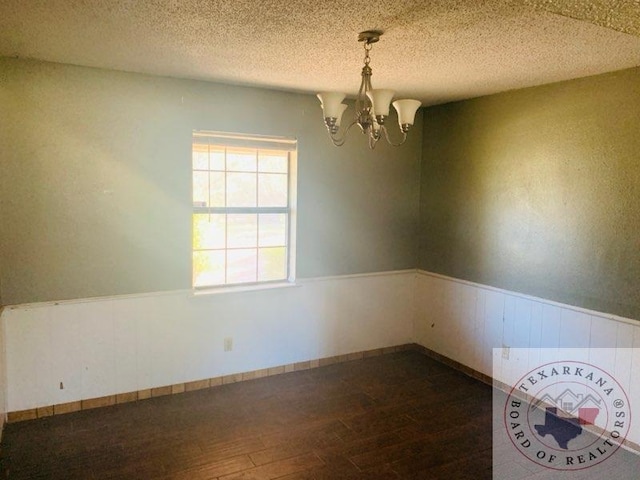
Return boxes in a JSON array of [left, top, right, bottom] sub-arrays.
[[317, 31, 421, 149]]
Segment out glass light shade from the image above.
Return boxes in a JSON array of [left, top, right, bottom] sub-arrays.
[[317, 92, 346, 119], [392, 99, 421, 126], [366, 89, 395, 117], [334, 104, 349, 127]]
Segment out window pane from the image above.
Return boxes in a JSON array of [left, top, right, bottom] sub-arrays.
[[193, 145, 225, 171], [258, 152, 288, 173], [192, 132, 295, 289], [193, 171, 209, 207], [193, 250, 225, 287], [258, 173, 288, 207], [258, 247, 286, 281], [227, 214, 257, 248], [193, 214, 225, 249], [258, 214, 286, 247], [192, 144, 209, 170], [209, 172, 225, 207], [227, 148, 257, 172], [227, 172, 256, 207], [209, 147, 225, 171], [227, 249, 257, 284]]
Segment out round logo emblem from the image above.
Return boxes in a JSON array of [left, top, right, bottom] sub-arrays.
[[503, 360, 631, 471]]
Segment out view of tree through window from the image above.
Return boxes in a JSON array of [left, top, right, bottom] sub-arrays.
[[192, 132, 296, 288]]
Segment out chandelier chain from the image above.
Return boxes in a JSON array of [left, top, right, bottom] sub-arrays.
[[363, 42, 372, 65]]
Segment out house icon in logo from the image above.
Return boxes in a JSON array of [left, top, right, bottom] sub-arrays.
[[532, 388, 601, 425]]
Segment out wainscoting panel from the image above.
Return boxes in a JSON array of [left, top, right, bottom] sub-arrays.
[[415, 270, 640, 446], [0, 307, 6, 433], [2, 271, 415, 413], [4, 268, 640, 447]]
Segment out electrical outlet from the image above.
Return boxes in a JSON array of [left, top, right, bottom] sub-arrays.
[[502, 346, 510, 360], [224, 337, 233, 352]]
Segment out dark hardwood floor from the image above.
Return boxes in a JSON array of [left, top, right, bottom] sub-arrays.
[[0, 351, 493, 479]]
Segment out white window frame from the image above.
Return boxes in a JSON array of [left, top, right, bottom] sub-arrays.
[[191, 131, 297, 291]]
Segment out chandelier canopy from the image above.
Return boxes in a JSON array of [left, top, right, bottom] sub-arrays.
[[317, 31, 421, 149]]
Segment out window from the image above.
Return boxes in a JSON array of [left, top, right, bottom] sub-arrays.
[[192, 131, 296, 289]]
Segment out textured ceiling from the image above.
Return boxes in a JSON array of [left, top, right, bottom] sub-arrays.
[[1, 1, 639, 105]]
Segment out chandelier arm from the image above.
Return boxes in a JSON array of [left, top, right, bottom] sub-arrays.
[[368, 132, 379, 150], [329, 119, 359, 146], [381, 124, 407, 147]]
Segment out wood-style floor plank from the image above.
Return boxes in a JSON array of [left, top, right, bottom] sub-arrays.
[[0, 351, 492, 479]]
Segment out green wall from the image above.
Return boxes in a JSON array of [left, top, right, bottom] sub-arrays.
[[420, 67, 640, 320], [0, 58, 422, 305], [4, 56, 638, 319]]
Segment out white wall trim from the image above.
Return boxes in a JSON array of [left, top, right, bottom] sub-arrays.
[[191, 281, 301, 298], [298, 269, 416, 284], [417, 269, 638, 326], [3, 289, 194, 311]]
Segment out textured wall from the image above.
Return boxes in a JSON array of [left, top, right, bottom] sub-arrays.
[[420, 67, 640, 320], [0, 58, 421, 305]]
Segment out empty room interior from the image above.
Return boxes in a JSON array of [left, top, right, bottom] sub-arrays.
[[1, 1, 639, 479]]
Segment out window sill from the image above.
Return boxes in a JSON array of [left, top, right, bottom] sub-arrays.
[[191, 281, 300, 297]]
